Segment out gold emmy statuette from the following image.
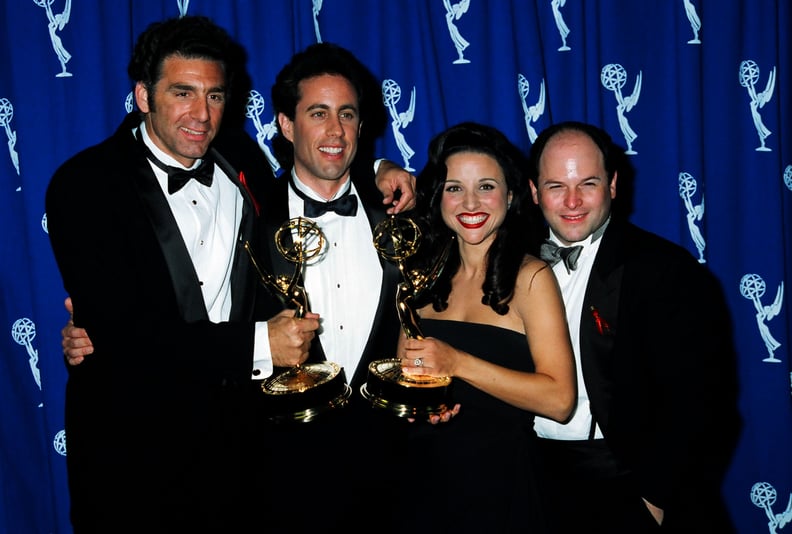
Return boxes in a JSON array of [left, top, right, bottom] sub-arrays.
[[361, 215, 453, 418], [244, 217, 351, 422]]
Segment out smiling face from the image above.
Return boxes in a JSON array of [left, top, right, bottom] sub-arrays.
[[530, 130, 617, 245], [441, 151, 512, 248], [135, 55, 226, 167], [278, 74, 360, 198]]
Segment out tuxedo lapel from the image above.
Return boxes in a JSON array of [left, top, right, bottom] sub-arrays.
[[125, 127, 209, 323], [580, 221, 627, 433], [211, 149, 258, 321], [124, 122, 260, 324], [348, 174, 399, 389]]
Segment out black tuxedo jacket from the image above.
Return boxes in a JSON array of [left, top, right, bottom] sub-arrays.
[[577, 218, 740, 530], [46, 113, 273, 531]]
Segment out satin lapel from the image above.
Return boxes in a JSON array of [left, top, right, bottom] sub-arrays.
[[212, 148, 257, 321], [127, 129, 208, 322], [580, 221, 627, 432], [348, 174, 396, 388], [261, 178, 295, 281]]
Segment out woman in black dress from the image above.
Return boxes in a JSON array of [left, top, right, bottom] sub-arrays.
[[396, 122, 576, 533]]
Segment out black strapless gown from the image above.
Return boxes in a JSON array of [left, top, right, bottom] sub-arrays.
[[396, 319, 546, 534]]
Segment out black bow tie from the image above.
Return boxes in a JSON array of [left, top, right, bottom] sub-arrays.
[[137, 133, 214, 194], [164, 158, 215, 194], [540, 240, 583, 273], [290, 178, 358, 217]]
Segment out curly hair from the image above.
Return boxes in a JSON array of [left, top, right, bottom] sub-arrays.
[[411, 122, 533, 316], [127, 16, 246, 116]]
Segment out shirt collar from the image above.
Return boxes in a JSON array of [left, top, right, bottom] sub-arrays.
[[290, 168, 352, 202]]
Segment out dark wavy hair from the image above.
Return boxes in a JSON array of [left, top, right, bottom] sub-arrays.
[[411, 122, 533, 316], [127, 16, 247, 119], [270, 42, 384, 170]]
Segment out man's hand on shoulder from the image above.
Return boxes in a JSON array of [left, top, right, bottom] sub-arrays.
[[375, 159, 416, 214]]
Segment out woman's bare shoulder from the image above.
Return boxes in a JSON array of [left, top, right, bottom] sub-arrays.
[[515, 254, 556, 294]]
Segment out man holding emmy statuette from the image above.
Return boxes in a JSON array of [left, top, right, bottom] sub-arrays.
[[245, 43, 413, 533]]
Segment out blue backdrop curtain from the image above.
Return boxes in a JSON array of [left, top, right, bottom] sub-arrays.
[[1, 1, 789, 532]]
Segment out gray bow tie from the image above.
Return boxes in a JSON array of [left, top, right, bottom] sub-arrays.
[[540, 241, 583, 273]]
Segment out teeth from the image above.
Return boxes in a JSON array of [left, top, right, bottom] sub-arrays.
[[182, 127, 203, 135], [319, 147, 342, 154], [459, 214, 487, 224]]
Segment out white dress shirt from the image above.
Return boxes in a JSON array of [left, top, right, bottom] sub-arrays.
[[251, 170, 383, 379], [138, 123, 242, 323], [534, 226, 606, 441], [141, 124, 275, 374]]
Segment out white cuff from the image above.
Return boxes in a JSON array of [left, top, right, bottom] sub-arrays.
[[251, 321, 273, 379]]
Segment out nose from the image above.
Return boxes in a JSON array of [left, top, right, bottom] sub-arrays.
[[462, 190, 479, 210], [564, 188, 582, 209], [326, 115, 343, 137], [191, 97, 211, 122]]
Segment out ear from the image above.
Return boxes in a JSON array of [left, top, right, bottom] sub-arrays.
[[134, 82, 150, 113], [278, 113, 294, 143], [610, 171, 618, 199], [528, 180, 540, 205]]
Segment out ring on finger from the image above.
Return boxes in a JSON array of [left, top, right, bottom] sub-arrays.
[[414, 357, 423, 367]]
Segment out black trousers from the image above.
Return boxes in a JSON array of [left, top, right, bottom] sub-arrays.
[[537, 438, 661, 534]]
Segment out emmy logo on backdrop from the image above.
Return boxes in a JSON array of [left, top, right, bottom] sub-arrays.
[[11, 317, 43, 407], [784, 165, 792, 192], [362, 215, 454, 418], [551, 0, 571, 51], [683, 0, 701, 44], [443, 0, 471, 64], [177, 0, 190, 17], [517, 74, 545, 143], [739, 60, 776, 152], [750, 482, 792, 534], [0, 98, 20, 176], [246, 90, 281, 175], [244, 217, 351, 422], [53, 429, 67, 457], [678, 172, 706, 263], [35, 0, 72, 77], [383, 79, 416, 172], [601, 63, 642, 155], [312, 0, 323, 42], [739, 274, 784, 363]]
